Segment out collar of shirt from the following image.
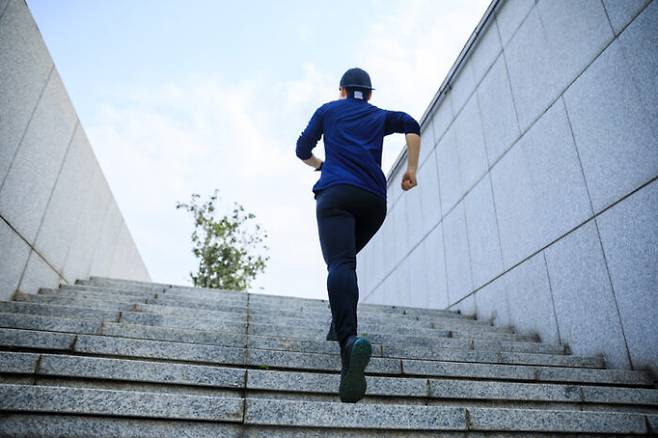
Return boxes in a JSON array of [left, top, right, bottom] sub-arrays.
[[346, 95, 368, 103]]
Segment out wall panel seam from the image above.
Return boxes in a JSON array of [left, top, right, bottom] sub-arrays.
[[0, 0, 10, 20], [599, 0, 618, 36], [431, 148, 445, 225], [498, 34, 522, 142], [592, 216, 634, 368], [474, 65, 493, 169], [542, 250, 562, 346], [3, 213, 67, 294], [560, 96, 595, 216], [487, 172, 505, 271], [0, 64, 54, 192], [472, 59, 506, 277], [494, 0, 537, 49], [560, 92, 633, 366], [460, 198, 475, 297], [30, 120, 80, 275], [600, 0, 654, 37], [0, 214, 62, 278], [446, 174, 658, 310]]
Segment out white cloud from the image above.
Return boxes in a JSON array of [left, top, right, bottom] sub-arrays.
[[88, 69, 332, 297]]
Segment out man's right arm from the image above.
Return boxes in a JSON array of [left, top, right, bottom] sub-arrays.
[[384, 111, 421, 191], [402, 132, 420, 191]]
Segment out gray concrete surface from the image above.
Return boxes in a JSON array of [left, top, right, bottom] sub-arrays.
[[0, 0, 150, 300], [359, 0, 658, 375]]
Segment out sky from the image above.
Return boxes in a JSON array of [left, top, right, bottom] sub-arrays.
[[27, 0, 490, 299]]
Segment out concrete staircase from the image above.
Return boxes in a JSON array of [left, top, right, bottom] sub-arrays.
[[1, 277, 656, 436]]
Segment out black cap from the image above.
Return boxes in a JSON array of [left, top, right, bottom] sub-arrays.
[[339, 68, 374, 90]]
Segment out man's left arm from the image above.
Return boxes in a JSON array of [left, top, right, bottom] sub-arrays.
[[296, 106, 325, 170]]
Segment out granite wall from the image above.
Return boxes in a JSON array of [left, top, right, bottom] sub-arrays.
[[0, 0, 150, 300], [357, 0, 657, 375]]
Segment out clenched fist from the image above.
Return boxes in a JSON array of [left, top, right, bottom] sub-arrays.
[[401, 169, 418, 191]]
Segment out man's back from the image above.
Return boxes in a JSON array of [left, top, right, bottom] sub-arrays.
[[296, 96, 419, 200]]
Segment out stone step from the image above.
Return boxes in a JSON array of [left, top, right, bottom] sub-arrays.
[[83, 277, 181, 292], [399, 358, 653, 386], [39, 288, 154, 304], [0, 312, 103, 335], [119, 311, 247, 333], [245, 335, 587, 368], [378, 343, 603, 368], [104, 321, 249, 348], [0, 415, 243, 438], [0, 384, 244, 422], [68, 283, 249, 306], [246, 368, 658, 407], [1, 328, 644, 385], [0, 327, 76, 350], [0, 384, 655, 434], [2, 414, 657, 438], [72, 283, 240, 302], [0, 328, 244, 367], [2, 382, 654, 433], [14, 292, 135, 312], [2, 352, 655, 410], [61, 284, 163, 298], [0, 300, 120, 321], [0, 312, 597, 368], [243, 398, 652, 433], [2, 374, 657, 419], [247, 348, 653, 386], [136, 301, 248, 318], [0, 351, 40, 373], [1, 351, 245, 389]]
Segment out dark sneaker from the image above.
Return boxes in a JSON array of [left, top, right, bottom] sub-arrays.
[[339, 336, 372, 403], [326, 320, 338, 341]]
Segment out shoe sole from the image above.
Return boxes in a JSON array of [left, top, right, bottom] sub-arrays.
[[339, 337, 372, 403]]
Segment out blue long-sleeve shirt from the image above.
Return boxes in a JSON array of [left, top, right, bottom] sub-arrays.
[[296, 96, 420, 200]]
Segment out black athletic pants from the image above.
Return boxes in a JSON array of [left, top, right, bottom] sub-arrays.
[[315, 183, 387, 348]]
